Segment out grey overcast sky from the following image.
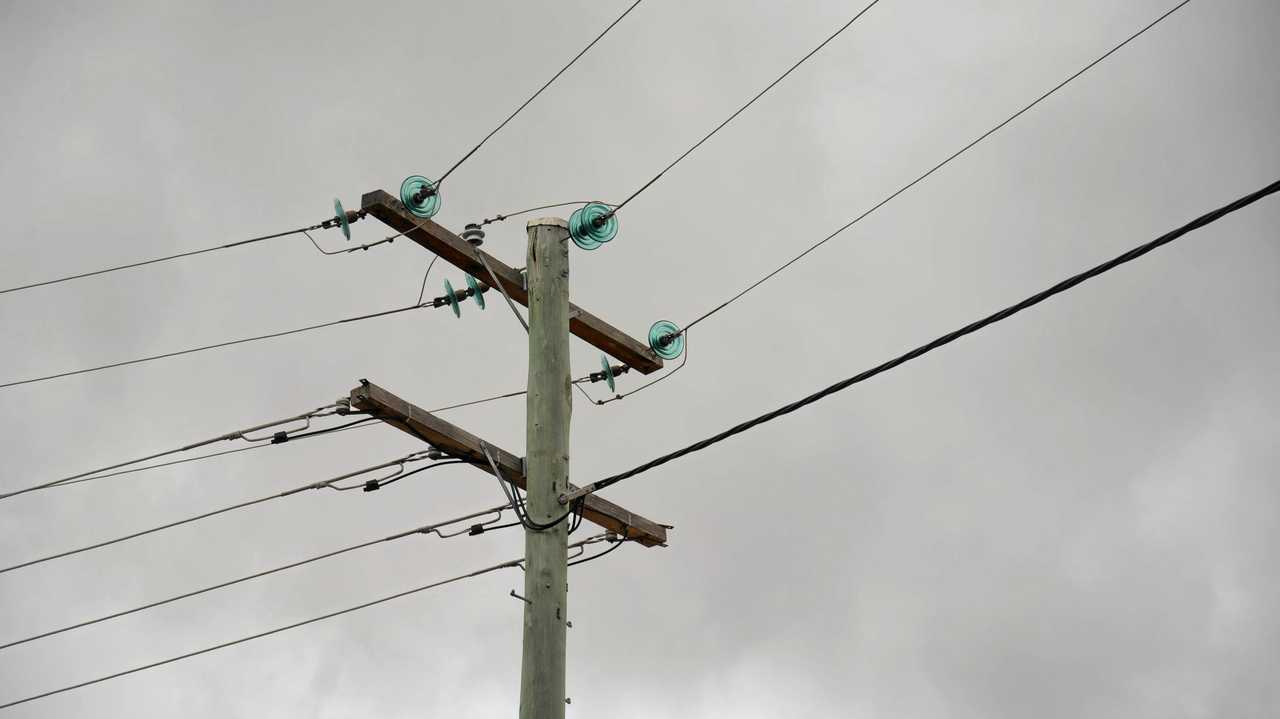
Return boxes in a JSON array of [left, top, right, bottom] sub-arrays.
[[1, 0, 1277, 716]]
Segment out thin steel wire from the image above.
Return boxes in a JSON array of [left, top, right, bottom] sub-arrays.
[[0, 303, 429, 391], [0, 502, 512, 651], [576, 178, 1280, 499], [0, 225, 324, 296], [679, 0, 1193, 336], [475, 252, 529, 332], [21, 418, 378, 496], [302, 230, 395, 256], [0, 534, 611, 709], [608, 0, 883, 216], [477, 201, 616, 227], [0, 454, 454, 575], [592, 334, 689, 405], [434, 1, 644, 187], [416, 254, 441, 304], [0, 405, 345, 500]]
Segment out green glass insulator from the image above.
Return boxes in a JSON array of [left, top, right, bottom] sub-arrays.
[[444, 278, 461, 318], [600, 353, 616, 392], [648, 320, 684, 360], [400, 175, 441, 219], [466, 274, 485, 309], [568, 202, 617, 251], [334, 198, 351, 240]]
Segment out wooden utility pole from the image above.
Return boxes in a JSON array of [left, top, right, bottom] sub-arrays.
[[354, 188, 674, 714], [520, 218, 572, 718]]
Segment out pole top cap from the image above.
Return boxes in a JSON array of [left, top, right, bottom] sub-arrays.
[[526, 217, 569, 230]]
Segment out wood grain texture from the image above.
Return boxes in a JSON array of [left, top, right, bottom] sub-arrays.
[[360, 190, 664, 374], [349, 380, 668, 547]]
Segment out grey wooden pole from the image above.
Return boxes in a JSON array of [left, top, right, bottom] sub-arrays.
[[520, 217, 571, 718]]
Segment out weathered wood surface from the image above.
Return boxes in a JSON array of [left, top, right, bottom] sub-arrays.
[[349, 380, 668, 547], [360, 190, 664, 374]]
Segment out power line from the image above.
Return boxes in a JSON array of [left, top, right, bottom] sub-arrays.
[[0, 404, 348, 500], [0, 302, 429, 392], [434, 0, 645, 188], [10, 373, 618, 500], [476, 201, 616, 227], [605, 0, 883, 218], [0, 213, 369, 298], [589, 334, 689, 406], [677, 0, 1193, 337], [569, 178, 1280, 501], [567, 533, 630, 567], [0, 454, 460, 575], [44, 418, 379, 492], [1, 1, 645, 302], [0, 502, 513, 651], [0, 534, 613, 710]]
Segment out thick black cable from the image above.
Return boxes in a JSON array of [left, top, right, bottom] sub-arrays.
[[607, 0, 883, 216], [434, 0, 644, 187], [679, 0, 1193, 336], [0, 302, 428, 391], [0, 502, 512, 652], [577, 178, 1280, 498], [370, 459, 467, 490], [0, 455, 460, 575], [567, 536, 627, 567], [479, 443, 581, 531]]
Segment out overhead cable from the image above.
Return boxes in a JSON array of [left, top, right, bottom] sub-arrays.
[[0, 534, 613, 710], [677, 0, 1193, 338], [567, 178, 1280, 502], [0, 302, 429, 392], [604, 0, 883, 218], [0, 212, 371, 298], [432, 1, 645, 188], [0, 404, 349, 500], [0, 502, 513, 651], [0, 454, 464, 575]]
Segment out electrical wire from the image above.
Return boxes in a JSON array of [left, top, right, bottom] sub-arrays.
[[677, 0, 1193, 337], [369, 458, 467, 490], [14, 418, 391, 498], [605, 0, 883, 218], [590, 334, 689, 405], [0, 534, 612, 710], [302, 230, 394, 256], [568, 534, 629, 567], [571, 178, 1280, 501], [479, 443, 582, 531], [432, 0, 644, 188], [7, 372, 614, 502], [0, 220, 360, 297], [477, 201, 616, 227], [0, 404, 347, 500], [0, 302, 430, 392], [0, 454, 462, 575], [419, 253, 445, 303], [0, 502, 513, 651]]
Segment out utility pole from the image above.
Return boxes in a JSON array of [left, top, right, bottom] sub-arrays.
[[520, 218, 572, 718], [351, 189, 672, 715]]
